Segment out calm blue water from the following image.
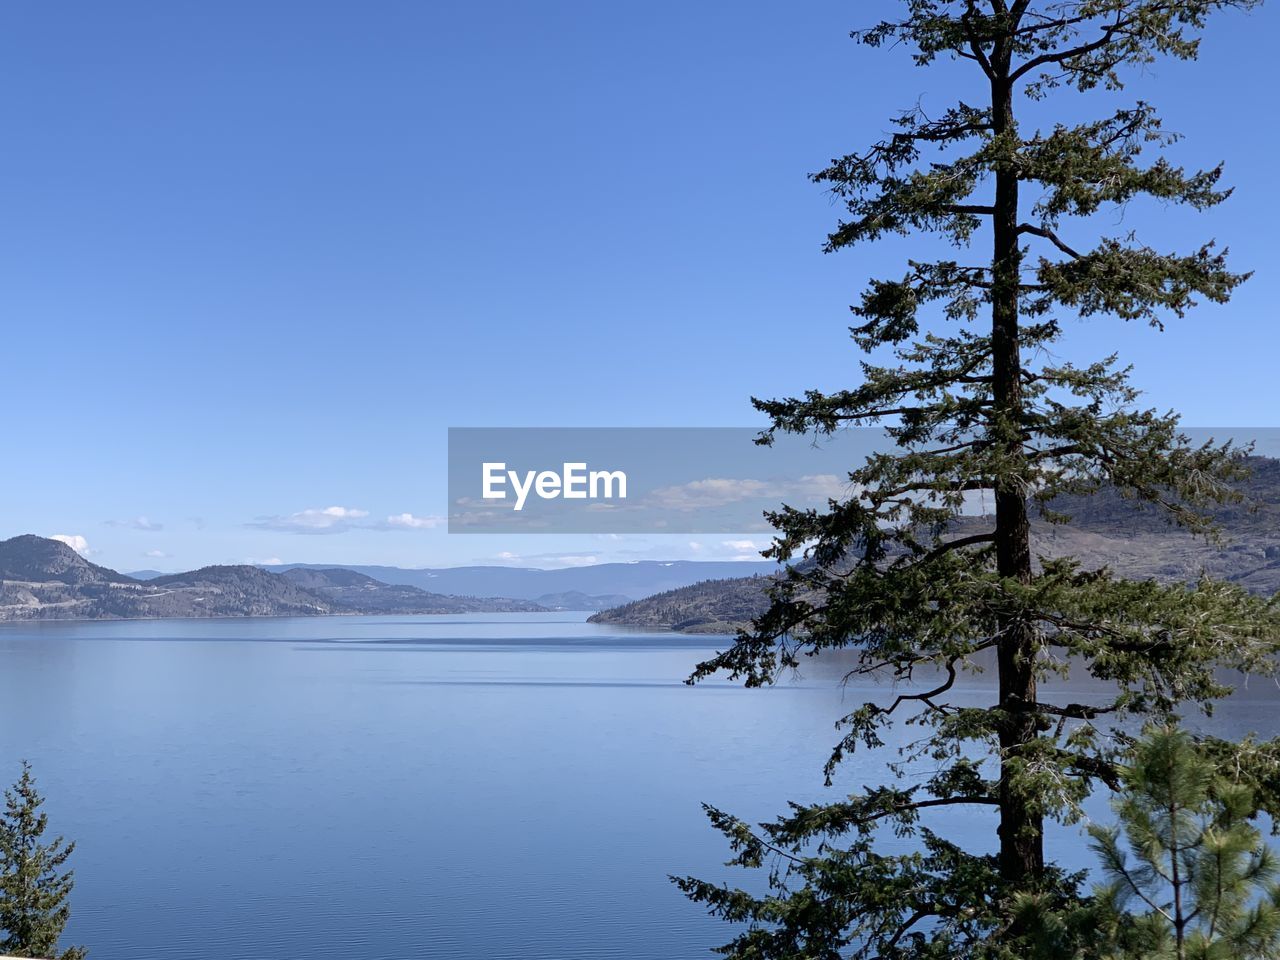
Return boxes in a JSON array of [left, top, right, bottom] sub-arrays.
[[1, 613, 1276, 959]]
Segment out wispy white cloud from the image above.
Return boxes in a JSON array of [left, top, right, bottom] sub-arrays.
[[596, 535, 779, 564], [646, 474, 850, 511], [51, 534, 92, 556], [650, 479, 771, 511], [105, 516, 163, 531], [144, 549, 171, 559], [482, 550, 603, 568], [683, 540, 763, 560], [247, 507, 452, 534], [247, 506, 370, 535], [380, 513, 445, 530], [718, 539, 766, 558]]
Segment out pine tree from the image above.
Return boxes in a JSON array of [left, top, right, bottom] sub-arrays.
[[675, 3, 1280, 957], [1089, 727, 1280, 960], [0, 762, 86, 960]]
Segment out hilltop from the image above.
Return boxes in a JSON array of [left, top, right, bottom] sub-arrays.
[[588, 576, 775, 634]]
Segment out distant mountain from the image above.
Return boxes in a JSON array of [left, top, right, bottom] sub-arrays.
[[0, 542, 335, 620], [263, 560, 777, 602], [591, 458, 1280, 633], [128, 569, 166, 580], [532, 591, 633, 611], [0, 535, 134, 586], [280, 567, 545, 614], [0, 538, 543, 622]]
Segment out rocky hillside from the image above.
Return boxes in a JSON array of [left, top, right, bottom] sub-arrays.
[[0, 551, 333, 620], [145, 565, 337, 617], [588, 576, 774, 633], [0, 537, 545, 621], [590, 458, 1280, 634]]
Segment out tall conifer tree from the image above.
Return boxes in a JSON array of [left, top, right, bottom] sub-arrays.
[[677, 3, 1280, 957], [0, 762, 86, 960]]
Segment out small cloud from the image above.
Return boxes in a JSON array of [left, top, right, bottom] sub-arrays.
[[381, 513, 445, 530], [543, 555, 601, 568], [51, 534, 92, 556], [105, 516, 163, 531], [247, 556, 284, 566], [719, 539, 766, 561], [453, 496, 515, 510], [247, 506, 369, 535], [144, 549, 171, 559]]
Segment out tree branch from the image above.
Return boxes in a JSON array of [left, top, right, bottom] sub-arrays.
[[961, 0, 996, 79], [917, 532, 997, 564], [1032, 701, 1119, 721], [1019, 222, 1084, 259], [1010, 12, 1130, 82]]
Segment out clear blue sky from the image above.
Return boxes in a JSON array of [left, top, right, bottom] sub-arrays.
[[1, 1, 1275, 572]]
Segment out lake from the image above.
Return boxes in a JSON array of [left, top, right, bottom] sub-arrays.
[[1, 613, 1276, 959]]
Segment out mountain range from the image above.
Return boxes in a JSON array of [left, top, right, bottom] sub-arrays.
[[589, 457, 1280, 633], [0, 536, 546, 621], [257, 560, 777, 603], [0, 537, 779, 622]]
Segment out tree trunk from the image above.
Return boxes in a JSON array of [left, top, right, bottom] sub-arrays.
[[989, 70, 1044, 885]]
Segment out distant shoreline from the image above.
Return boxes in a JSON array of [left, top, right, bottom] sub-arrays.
[[0, 609, 605, 628]]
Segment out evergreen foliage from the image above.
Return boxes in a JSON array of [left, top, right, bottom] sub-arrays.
[[1088, 727, 1280, 960], [0, 762, 86, 960], [676, 3, 1280, 957]]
